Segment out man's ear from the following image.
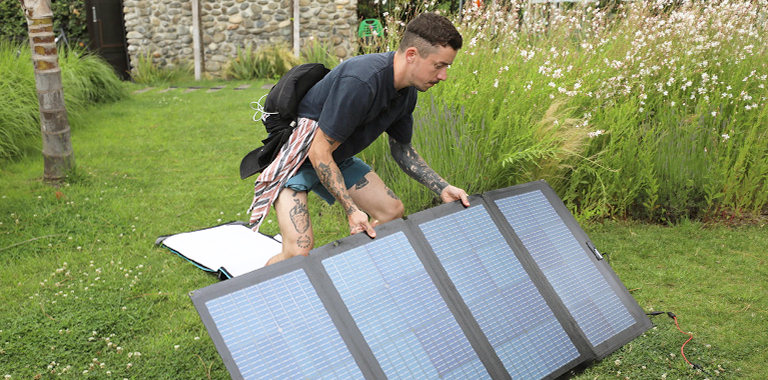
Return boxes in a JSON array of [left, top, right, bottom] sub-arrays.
[[404, 46, 419, 63]]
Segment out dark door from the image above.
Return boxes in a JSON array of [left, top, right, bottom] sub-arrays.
[[86, 0, 130, 80]]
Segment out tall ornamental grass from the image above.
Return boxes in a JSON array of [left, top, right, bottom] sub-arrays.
[[376, 0, 767, 222], [0, 40, 128, 160], [0, 39, 38, 159], [130, 50, 194, 85]]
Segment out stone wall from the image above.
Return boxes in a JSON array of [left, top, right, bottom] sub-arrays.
[[123, 0, 358, 78]]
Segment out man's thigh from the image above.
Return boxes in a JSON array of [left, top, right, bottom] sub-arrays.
[[274, 188, 313, 253]]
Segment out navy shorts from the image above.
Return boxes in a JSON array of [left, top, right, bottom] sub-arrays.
[[284, 157, 371, 205]]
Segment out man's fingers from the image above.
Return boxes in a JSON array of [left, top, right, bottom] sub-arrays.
[[350, 222, 377, 238], [460, 192, 470, 207], [364, 223, 377, 238]]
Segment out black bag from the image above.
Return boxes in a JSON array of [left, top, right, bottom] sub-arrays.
[[239, 63, 330, 179]]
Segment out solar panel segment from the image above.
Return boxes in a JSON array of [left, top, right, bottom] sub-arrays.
[[486, 182, 652, 358], [412, 203, 582, 379], [321, 229, 491, 379], [203, 269, 364, 379]]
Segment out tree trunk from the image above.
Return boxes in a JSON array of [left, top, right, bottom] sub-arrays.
[[20, 0, 75, 183]]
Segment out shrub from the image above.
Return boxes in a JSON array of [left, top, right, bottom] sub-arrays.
[[129, 51, 193, 85], [301, 37, 340, 69], [0, 0, 88, 44], [224, 43, 301, 80]]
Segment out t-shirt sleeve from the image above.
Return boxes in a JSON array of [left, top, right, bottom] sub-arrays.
[[316, 76, 373, 144], [386, 113, 413, 144]]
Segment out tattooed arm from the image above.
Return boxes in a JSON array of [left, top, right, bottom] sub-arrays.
[[389, 137, 470, 207], [308, 128, 376, 238]]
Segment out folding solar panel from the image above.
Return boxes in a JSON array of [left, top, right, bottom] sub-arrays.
[[190, 180, 652, 380]]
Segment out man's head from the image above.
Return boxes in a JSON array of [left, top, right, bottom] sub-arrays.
[[397, 13, 463, 92], [399, 12, 463, 57]]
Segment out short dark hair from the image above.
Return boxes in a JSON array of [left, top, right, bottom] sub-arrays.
[[399, 13, 463, 57]]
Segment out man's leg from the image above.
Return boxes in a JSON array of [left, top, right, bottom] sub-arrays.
[[267, 188, 314, 265], [348, 171, 405, 225]]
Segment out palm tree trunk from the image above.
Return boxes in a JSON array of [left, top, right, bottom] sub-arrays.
[[20, 0, 75, 182]]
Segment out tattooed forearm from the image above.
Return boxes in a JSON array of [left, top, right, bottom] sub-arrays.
[[390, 137, 448, 195], [316, 161, 358, 215]]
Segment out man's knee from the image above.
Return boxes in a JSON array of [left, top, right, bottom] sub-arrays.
[[378, 198, 404, 223], [283, 234, 314, 257]]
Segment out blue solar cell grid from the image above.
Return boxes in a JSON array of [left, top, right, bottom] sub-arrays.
[[205, 270, 363, 380], [419, 205, 580, 379], [322, 231, 491, 380], [494, 190, 636, 346]]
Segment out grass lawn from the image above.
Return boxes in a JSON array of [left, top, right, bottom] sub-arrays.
[[1, 80, 766, 379]]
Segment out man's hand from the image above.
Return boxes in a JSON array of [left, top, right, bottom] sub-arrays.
[[348, 209, 377, 238], [441, 185, 470, 207]]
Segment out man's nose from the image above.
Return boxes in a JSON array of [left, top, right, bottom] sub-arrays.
[[437, 67, 448, 81]]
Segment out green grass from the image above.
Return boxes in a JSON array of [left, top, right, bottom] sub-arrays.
[[1, 80, 767, 379]]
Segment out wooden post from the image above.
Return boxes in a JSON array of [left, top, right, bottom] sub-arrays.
[[20, 0, 75, 183], [192, 0, 202, 80], [293, 0, 300, 57]]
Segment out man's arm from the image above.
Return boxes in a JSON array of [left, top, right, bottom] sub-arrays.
[[389, 137, 470, 206], [308, 128, 376, 237]]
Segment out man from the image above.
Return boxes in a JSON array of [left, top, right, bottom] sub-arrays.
[[260, 12, 470, 265]]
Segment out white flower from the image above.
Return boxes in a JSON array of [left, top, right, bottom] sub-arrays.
[[588, 130, 605, 138], [722, 134, 730, 141]]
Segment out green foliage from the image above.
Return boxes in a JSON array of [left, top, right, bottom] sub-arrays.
[[224, 43, 301, 80], [130, 51, 193, 85], [58, 47, 129, 104], [0, 39, 37, 159], [0, 0, 88, 44], [301, 37, 340, 69], [0, 0, 27, 42], [50, 0, 87, 44], [412, 0, 768, 223], [0, 41, 126, 160]]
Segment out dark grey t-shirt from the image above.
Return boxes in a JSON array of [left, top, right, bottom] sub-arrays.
[[297, 51, 418, 163]]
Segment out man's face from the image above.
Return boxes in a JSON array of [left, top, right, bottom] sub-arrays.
[[409, 45, 458, 92]]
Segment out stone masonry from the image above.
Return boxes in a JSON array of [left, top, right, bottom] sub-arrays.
[[123, 0, 358, 78]]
